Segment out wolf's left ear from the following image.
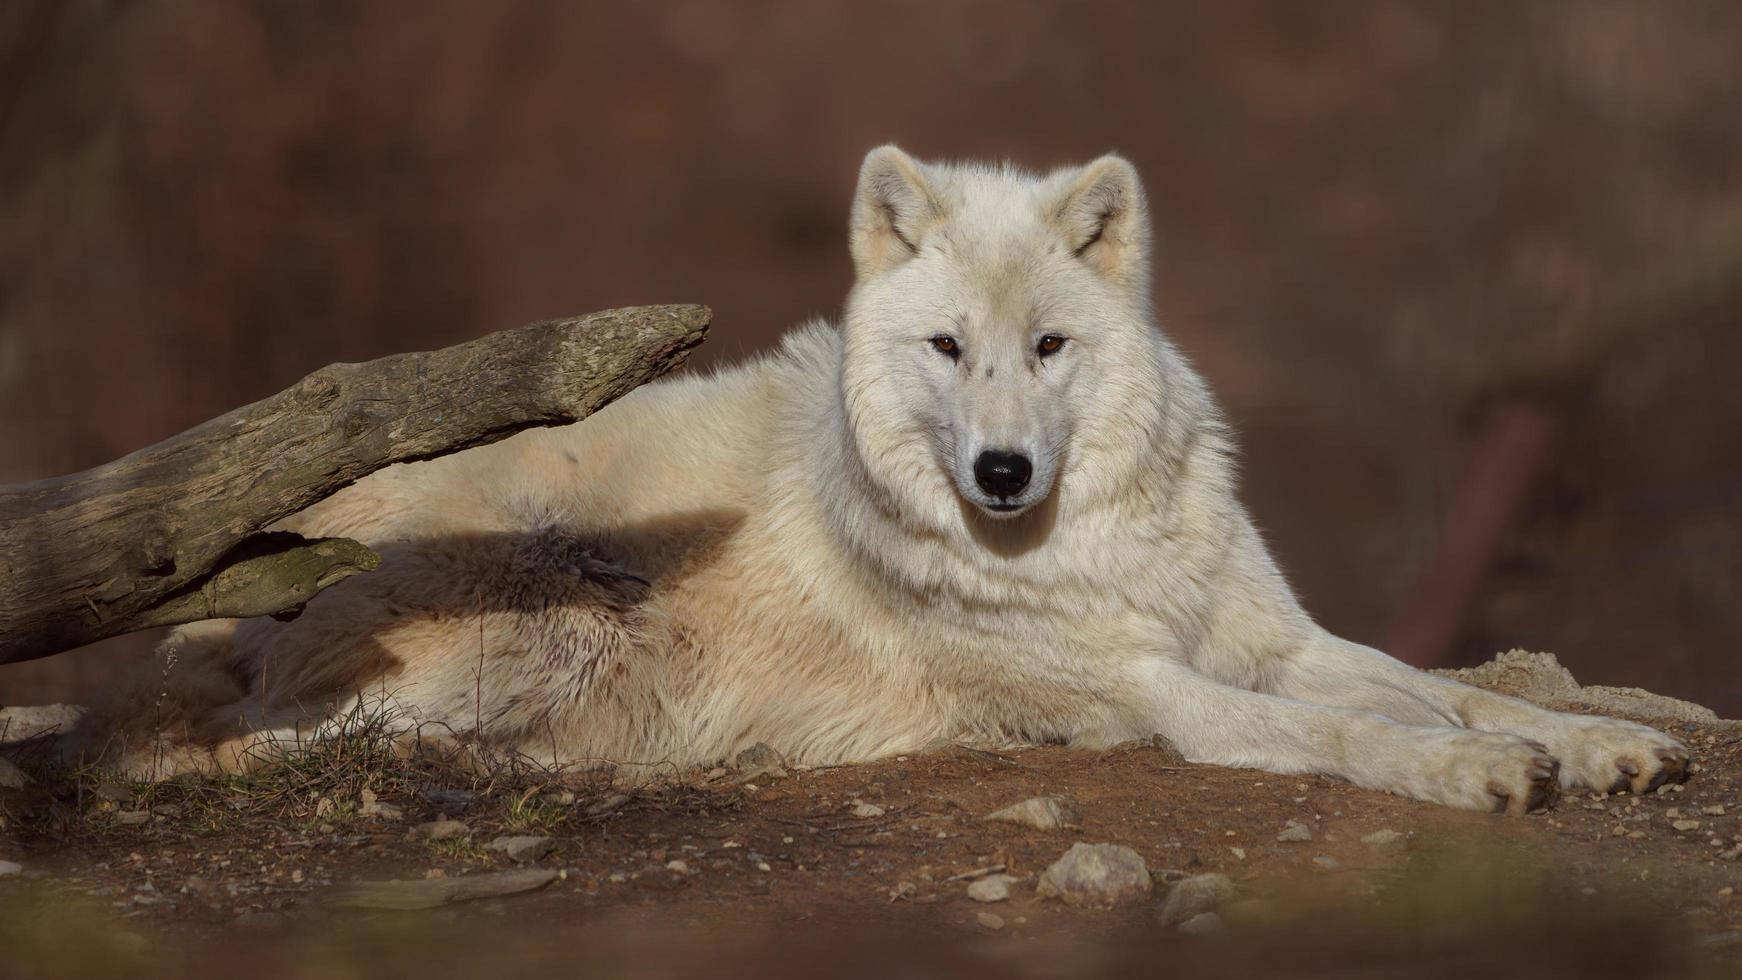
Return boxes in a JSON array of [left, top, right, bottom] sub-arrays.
[[850, 145, 944, 279], [1049, 155, 1148, 288]]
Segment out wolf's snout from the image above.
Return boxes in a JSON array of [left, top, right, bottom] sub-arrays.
[[973, 450, 1033, 499]]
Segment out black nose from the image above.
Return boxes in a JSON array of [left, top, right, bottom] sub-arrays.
[[973, 450, 1033, 498]]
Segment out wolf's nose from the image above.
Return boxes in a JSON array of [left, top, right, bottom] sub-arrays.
[[974, 450, 1032, 498]]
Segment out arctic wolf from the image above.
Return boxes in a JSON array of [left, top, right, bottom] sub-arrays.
[[24, 147, 1688, 812]]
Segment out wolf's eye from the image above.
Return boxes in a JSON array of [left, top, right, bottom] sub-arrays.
[[929, 335, 960, 360], [1036, 334, 1067, 357]]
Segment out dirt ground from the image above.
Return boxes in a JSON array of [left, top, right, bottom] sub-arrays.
[[4, 656, 1741, 978]]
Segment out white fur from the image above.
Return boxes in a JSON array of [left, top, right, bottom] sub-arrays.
[[54, 147, 1689, 811]]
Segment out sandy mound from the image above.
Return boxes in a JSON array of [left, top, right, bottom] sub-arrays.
[[1437, 648, 1728, 725]]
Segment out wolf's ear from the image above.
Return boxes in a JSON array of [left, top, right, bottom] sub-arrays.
[[1049, 155, 1148, 288], [850, 145, 944, 279]]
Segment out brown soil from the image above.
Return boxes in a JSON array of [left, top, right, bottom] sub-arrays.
[[3, 661, 1741, 978]]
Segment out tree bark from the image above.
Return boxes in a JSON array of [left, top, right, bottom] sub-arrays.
[[0, 304, 710, 664]]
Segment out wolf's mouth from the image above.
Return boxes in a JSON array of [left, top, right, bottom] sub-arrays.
[[985, 502, 1023, 513]]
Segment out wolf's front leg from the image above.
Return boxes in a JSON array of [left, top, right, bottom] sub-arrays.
[[1140, 661, 1560, 813], [1270, 634, 1690, 796]]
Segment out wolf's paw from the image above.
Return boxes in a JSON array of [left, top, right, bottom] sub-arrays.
[[1545, 715, 1690, 795], [1419, 730, 1561, 815]]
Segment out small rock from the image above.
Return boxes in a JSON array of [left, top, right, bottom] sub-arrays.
[[542, 791, 576, 806], [733, 742, 784, 771], [1673, 820, 1702, 832], [976, 911, 1005, 930], [733, 743, 789, 782], [1702, 805, 1727, 816], [1312, 855, 1342, 871], [359, 789, 403, 822], [1229, 847, 1246, 861], [115, 810, 150, 826], [1157, 873, 1235, 927], [325, 869, 559, 910], [1036, 842, 1153, 907], [413, 819, 470, 841], [0, 860, 21, 877], [485, 835, 555, 863], [0, 756, 25, 790], [982, 797, 1079, 832], [420, 787, 479, 813], [1178, 912, 1224, 935], [665, 860, 689, 874], [967, 874, 1018, 903], [1276, 820, 1313, 842], [584, 793, 630, 818], [1360, 829, 1403, 846], [850, 801, 885, 818]]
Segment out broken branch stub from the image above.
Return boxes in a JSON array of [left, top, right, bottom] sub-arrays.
[[0, 304, 710, 664]]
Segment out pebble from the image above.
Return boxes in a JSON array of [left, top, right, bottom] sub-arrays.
[[326, 869, 559, 910], [982, 797, 1079, 832], [1036, 842, 1153, 907], [358, 789, 403, 821], [421, 787, 479, 812], [733, 743, 789, 782], [1702, 805, 1727, 816], [1276, 820, 1314, 842], [1673, 820, 1702, 833], [850, 801, 886, 818], [484, 835, 555, 863], [967, 874, 1018, 903], [1229, 847, 1246, 861], [976, 911, 1006, 930], [115, 810, 150, 826], [1360, 829, 1403, 846], [1156, 873, 1234, 927], [0, 860, 21, 878], [1312, 856, 1342, 871], [665, 860, 690, 874], [1178, 912, 1224, 935], [413, 819, 471, 841], [584, 794, 631, 818]]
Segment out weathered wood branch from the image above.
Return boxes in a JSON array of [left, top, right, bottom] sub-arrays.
[[0, 304, 710, 665]]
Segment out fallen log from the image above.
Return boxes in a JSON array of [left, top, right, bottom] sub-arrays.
[[0, 304, 710, 665]]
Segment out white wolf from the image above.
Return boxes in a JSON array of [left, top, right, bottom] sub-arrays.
[[29, 147, 1688, 812]]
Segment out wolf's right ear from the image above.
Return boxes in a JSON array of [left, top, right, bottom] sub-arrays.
[[850, 145, 944, 279]]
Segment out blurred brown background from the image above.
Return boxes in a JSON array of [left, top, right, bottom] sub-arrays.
[[2, 2, 1739, 711]]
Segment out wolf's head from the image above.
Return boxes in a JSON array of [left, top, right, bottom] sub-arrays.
[[839, 146, 1168, 531]]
